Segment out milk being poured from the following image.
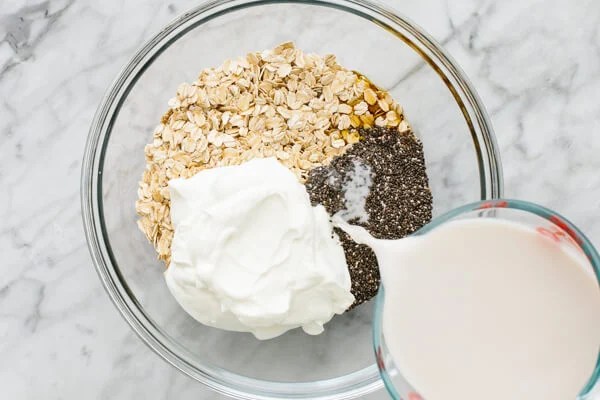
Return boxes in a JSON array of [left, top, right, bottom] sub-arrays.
[[337, 217, 600, 400]]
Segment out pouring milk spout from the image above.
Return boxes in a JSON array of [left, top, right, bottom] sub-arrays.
[[339, 200, 600, 400]]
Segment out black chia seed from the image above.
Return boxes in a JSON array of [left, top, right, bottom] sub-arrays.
[[305, 126, 433, 308]]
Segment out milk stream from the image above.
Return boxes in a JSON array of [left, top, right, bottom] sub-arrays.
[[335, 216, 600, 400]]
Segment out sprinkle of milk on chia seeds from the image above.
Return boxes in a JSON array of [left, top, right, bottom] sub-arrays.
[[305, 126, 433, 308], [326, 170, 342, 188], [337, 159, 373, 223]]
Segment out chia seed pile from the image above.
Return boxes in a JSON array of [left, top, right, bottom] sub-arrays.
[[306, 126, 433, 308]]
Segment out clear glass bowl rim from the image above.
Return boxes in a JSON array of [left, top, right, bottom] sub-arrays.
[[373, 199, 600, 400], [81, 0, 504, 398]]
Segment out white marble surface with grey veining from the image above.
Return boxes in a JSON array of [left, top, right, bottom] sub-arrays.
[[1, 0, 600, 399]]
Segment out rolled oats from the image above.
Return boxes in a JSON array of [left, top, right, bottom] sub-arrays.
[[136, 43, 408, 264]]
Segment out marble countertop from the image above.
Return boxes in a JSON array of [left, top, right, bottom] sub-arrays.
[[2, 0, 600, 398]]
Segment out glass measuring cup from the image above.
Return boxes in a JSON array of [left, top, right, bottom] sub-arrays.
[[372, 199, 600, 400]]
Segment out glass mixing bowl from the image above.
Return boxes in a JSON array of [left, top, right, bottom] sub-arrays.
[[81, 0, 503, 398]]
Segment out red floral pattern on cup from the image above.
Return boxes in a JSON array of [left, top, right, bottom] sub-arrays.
[[478, 200, 508, 210], [536, 225, 583, 253], [549, 215, 583, 246], [376, 347, 385, 371]]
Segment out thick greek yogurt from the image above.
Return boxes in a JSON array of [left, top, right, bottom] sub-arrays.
[[165, 157, 354, 339]]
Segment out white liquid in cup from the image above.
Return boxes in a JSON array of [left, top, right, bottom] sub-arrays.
[[338, 218, 600, 400]]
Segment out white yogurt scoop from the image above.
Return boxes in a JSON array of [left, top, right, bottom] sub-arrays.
[[165, 158, 354, 340], [336, 216, 600, 400]]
